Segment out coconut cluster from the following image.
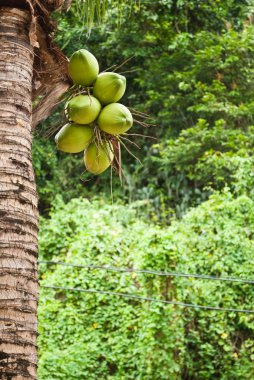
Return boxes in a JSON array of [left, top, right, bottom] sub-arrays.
[[55, 49, 133, 175]]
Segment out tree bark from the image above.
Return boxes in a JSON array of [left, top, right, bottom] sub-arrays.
[[0, 7, 38, 380]]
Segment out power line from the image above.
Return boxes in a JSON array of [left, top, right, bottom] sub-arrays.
[[40, 285, 254, 314], [38, 260, 254, 285]]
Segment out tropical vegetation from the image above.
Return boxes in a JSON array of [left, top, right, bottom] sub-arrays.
[[36, 1, 254, 378]]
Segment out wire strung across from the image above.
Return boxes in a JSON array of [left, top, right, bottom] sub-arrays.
[[38, 260, 254, 284], [40, 285, 254, 314]]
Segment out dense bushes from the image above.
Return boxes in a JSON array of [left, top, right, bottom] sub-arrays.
[[39, 193, 254, 379]]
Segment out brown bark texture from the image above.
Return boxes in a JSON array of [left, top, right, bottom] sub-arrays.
[[0, 7, 38, 379]]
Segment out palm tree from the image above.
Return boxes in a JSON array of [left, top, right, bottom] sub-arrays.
[[0, 1, 127, 378]]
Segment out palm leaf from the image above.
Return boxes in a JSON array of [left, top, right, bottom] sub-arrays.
[[68, 0, 140, 32]]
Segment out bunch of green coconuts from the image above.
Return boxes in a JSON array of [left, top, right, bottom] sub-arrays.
[[55, 49, 133, 175]]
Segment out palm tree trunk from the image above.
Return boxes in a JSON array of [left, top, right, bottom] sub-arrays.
[[0, 6, 38, 380]]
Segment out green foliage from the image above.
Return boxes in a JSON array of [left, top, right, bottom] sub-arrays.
[[39, 193, 254, 379], [37, 2, 254, 378], [33, 0, 254, 218], [173, 191, 254, 379], [137, 23, 254, 214], [39, 198, 184, 379], [153, 120, 254, 215]]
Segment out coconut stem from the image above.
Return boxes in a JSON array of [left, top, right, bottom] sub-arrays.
[[124, 133, 157, 140], [113, 56, 135, 72], [120, 135, 141, 150], [133, 119, 152, 128], [129, 107, 152, 118], [119, 69, 140, 74], [103, 64, 118, 72], [117, 136, 142, 165]]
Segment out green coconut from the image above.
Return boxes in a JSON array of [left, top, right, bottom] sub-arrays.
[[98, 103, 133, 135], [93, 72, 126, 105], [84, 141, 114, 175], [67, 95, 101, 124], [68, 49, 99, 86], [55, 123, 93, 153]]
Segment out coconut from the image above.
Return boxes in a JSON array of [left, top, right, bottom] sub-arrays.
[[84, 141, 114, 175], [98, 103, 133, 135], [68, 49, 99, 86], [55, 123, 93, 153], [93, 72, 126, 105], [67, 95, 101, 124]]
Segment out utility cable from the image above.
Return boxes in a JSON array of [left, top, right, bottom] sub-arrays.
[[40, 285, 254, 314], [38, 260, 254, 285]]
